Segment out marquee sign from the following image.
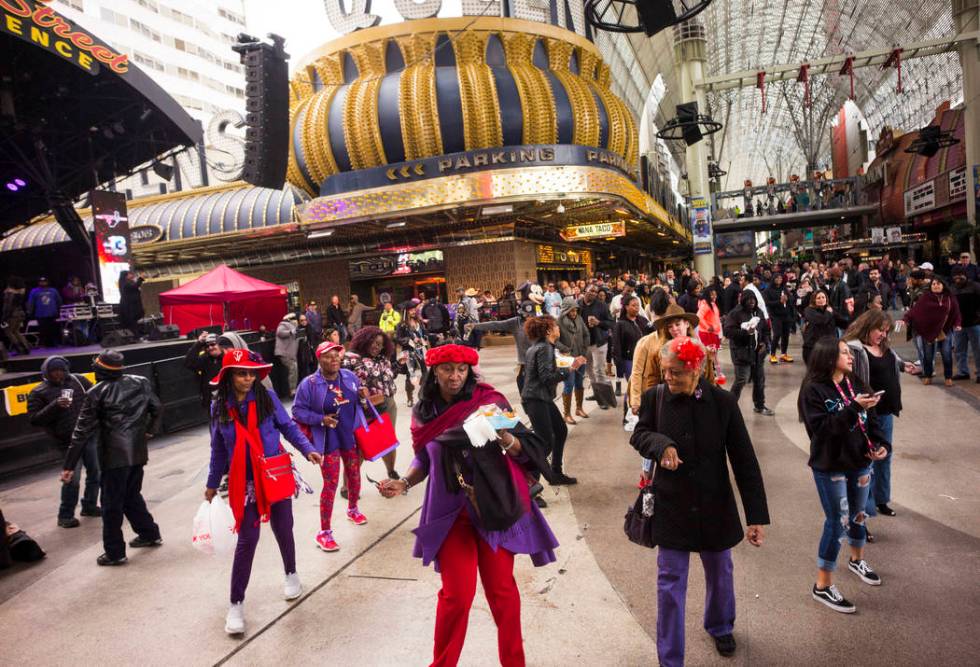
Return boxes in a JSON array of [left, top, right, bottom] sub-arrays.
[[536, 244, 592, 267], [0, 0, 130, 75], [349, 250, 445, 280], [130, 224, 164, 244], [560, 221, 625, 241]]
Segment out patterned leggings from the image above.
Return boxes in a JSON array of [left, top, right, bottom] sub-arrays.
[[320, 449, 361, 531]]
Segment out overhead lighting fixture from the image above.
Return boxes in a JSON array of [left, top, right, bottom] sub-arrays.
[[556, 203, 566, 214], [386, 221, 407, 229], [307, 229, 335, 239], [482, 204, 513, 216], [614, 208, 629, 216]]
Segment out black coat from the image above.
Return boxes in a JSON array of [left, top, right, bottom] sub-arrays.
[[630, 381, 770, 552], [723, 304, 771, 366], [65, 374, 162, 471], [801, 306, 841, 352], [183, 342, 224, 407], [118, 277, 145, 328], [521, 340, 566, 403], [578, 298, 614, 347], [720, 284, 740, 316], [800, 379, 891, 472], [27, 374, 93, 444]]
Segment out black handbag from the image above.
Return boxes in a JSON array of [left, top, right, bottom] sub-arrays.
[[624, 385, 664, 549]]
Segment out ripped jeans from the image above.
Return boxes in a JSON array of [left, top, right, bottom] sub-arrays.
[[812, 466, 872, 571]]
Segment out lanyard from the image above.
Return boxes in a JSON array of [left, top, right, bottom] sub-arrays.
[[832, 378, 875, 452]]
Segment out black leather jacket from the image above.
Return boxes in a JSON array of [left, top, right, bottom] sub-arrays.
[[521, 340, 566, 403], [65, 374, 162, 471]]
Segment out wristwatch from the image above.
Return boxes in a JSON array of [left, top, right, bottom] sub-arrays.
[[401, 478, 412, 495]]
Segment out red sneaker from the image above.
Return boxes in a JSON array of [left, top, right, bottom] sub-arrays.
[[347, 508, 368, 526], [315, 530, 339, 552]]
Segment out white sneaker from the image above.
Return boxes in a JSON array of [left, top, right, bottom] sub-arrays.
[[284, 572, 302, 601], [225, 602, 245, 635]]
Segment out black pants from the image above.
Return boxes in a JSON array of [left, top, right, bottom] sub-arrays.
[[38, 317, 59, 347], [523, 399, 568, 473], [731, 358, 766, 410], [770, 319, 790, 355], [102, 465, 160, 560]]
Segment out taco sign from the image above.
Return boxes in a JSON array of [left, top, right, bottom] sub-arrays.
[[0, 0, 129, 75]]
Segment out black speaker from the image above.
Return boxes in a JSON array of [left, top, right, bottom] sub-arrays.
[[101, 328, 136, 347], [238, 39, 290, 189], [677, 102, 703, 146], [188, 325, 223, 340], [148, 323, 180, 341]]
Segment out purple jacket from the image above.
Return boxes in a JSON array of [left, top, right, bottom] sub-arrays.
[[207, 389, 313, 489], [291, 369, 361, 454]]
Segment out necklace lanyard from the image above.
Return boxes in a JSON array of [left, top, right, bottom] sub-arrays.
[[833, 377, 875, 452]]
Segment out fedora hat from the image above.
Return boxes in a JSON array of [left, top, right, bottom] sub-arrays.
[[654, 304, 699, 334]]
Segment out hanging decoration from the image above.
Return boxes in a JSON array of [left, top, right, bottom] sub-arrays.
[[839, 56, 855, 100], [796, 64, 811, 108], [756, 71, 767, 114], [883, 48, 904, 94]]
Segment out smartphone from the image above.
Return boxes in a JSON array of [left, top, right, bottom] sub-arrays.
[[873, 390, 886, 397]]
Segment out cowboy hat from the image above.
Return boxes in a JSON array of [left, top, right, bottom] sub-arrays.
[[464, 288, 479, 297], [654, 304, 699, 334], [210, 349, 273, 385]]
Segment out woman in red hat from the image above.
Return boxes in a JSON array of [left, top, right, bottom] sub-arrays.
[[204, 349, 322, 636], [378, 344, 559, 667], [292, 342, 370, 553]]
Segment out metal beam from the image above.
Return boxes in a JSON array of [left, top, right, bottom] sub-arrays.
[[698, 31, 980, 93]]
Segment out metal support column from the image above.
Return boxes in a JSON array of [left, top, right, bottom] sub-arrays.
[[954, 0, 980, 256]]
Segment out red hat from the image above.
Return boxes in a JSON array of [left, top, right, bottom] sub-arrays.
[[210, 349, 273, 385], [425, 344, 479, 367], [315, 341, 344, 358]]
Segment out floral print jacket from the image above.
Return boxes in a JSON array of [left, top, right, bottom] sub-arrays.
[[342, 351, 396, 398]]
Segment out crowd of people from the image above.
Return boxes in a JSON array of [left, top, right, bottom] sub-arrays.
[[5, 247, 977, 666]]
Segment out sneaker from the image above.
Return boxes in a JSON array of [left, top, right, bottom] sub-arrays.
[[848, 559, 882, 586], [315, 530, 339, 552], [58, 517, 80, 528], [551, 472, 578, 486], [96, 553, 128, 566], [347, 508, 368, 526], [713, 633, 736, 657], [779, 354, 795, 363], [876, 503, 897, 517], [532, 495, 548, 508], [129, 536, 163, 548], [283, 572, 302, 600], [811, 584, 856, 613], [225, 602, 245, 635], [769, 355, 779, 364], [80, 506, 102, 517], [753, 406, 776, 416]]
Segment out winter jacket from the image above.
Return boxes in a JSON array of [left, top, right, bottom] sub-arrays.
[[26, 357, 92, 444], [577, 298, 614, 347], [630, 381, 770, 552], [207, 388, 313, 489], [827, 280, 851, 319], [723, 303, 771, 366], [275, 319, 299, 359], [952, 279, 980, 327], [800, 378, 891, 472], [904, 290, 961, 343], [379, 309, 402, 334], [420, 300, 450, 334], [65, 373, 162, 471], [326, 304, 346, 329], [628, 333, 663, 411], [291, 369, 362, 454], [305, 309, 323, 338], [521, 340, 566, 403], [118, 277, 144, 325], [26, 286, 61, 319], [801, 306, 838, 352], [557, 298, 590, 357], [720, 284, 740, 316], [613, 315, 649, 364], [762, 285, 792, 321], [183, 341, 224, 407]]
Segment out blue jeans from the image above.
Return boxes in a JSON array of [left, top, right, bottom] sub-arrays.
[[954, 325, 980, 377], [812, 466, 872, 571], [864, 414, 894, 516], [59, 438, 101, 521], [918, 335, 953, 379], [562, 365, 585, 394]]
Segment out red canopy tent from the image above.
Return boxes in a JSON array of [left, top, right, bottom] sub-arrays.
[[159, 265, 288, 334]]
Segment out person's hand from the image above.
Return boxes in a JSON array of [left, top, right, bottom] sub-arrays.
[[826, 306, 833, 313], [659, 446, 683, 470], [854, 393, 880, 410], [322, 414, 338, 428], [204, 488, 217, 503], [954, 326, 962, 332], [198, 332, 209, 343], [358, 386, 370, 399], [631, 406, 639, 415], [378, 478, 407, 498], [369, 393, 386, 406], [307, 452, 323, 466], [55, 397, 71, 408], [903, 362, 916, 373], [866, 446, 888, 461], [60, 469, 74, 484], [746, 525, 765, 547], [571, 356, 587, 370]]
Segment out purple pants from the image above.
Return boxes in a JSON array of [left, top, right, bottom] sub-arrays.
[[657, 547, 735, 667], [231, 500, 296, 604]]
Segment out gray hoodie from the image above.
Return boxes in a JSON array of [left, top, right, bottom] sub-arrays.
[[558, 297, 590, 357]]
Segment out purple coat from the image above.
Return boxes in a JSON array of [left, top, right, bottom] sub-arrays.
[[291, 369, 361, 454], [207, 389, 313, 489], [409, 441, 558, 571]]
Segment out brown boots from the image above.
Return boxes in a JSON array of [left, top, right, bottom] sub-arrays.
[[563, 394, 577, 425], [574, 389, 589, 419]]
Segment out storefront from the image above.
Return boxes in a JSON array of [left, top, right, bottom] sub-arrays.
[[349, 250, 447, 306], [535, 244, 593, 285]]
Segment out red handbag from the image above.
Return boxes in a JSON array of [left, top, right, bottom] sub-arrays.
[[354, 401, 399, 461], [257, 451, 295, 504]]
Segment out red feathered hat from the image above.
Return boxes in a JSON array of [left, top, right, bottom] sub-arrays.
[[210, 349, 273, 385], [425, 344, 479, 367]]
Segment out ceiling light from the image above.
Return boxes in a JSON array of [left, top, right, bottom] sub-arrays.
[[307, 229, 334, 239], [614, 208, 629, 216], [386, 221, 406, 229], [482, 204, 513, 216], [556, 203, 566, 214]]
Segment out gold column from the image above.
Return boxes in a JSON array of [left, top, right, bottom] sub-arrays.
[[546, 38, 599, 147], [502, 33, 557, 145], [343, 41, 388, 169], [397, 33, 443, 159], [452, 31, 503, 150]]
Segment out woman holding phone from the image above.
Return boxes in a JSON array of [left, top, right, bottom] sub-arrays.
[[798, 337, 890, 614]]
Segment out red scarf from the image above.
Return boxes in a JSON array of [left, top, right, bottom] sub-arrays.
[[410, 383, 506, 454], [228, 403, 272, 533]]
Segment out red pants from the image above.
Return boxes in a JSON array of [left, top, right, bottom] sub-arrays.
[[432, 511, 525, 667]]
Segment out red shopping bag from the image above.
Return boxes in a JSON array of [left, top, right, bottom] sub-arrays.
[[354, 402, 399, 461]]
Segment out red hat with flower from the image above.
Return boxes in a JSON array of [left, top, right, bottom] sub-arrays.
[[425, 343, 479, 367], [667, 336, 706, 370], [210, 348, 273, 385]]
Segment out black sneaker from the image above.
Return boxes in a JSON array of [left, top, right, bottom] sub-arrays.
[[876, 504, 897, 517], [811, 584, 856, 613], [129, 536, 163, 549], [551, 472, 578, 485], [58, 517, 80, 528], [753, 407, 776, 416], [80, 506, 102, 517], [97, 553, 128, 566], [532, 495, 548, 508], [848, 559, 882, 586], [713, 633, 736, 657]]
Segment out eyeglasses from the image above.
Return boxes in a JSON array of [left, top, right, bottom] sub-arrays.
[[663, 367, 694, 378], [206, 342, 218, 347]]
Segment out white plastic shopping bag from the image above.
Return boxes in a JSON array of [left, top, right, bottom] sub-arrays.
[[191, 498, 236, 556], [624, 412, 640, 433]]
